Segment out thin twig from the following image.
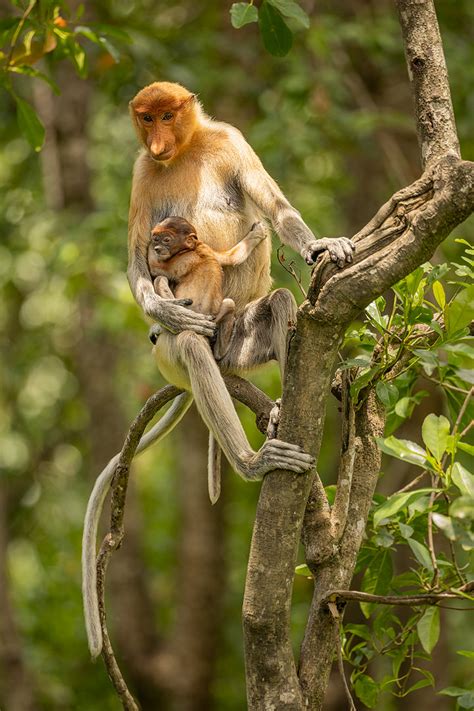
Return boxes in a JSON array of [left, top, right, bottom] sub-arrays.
[[427, 473, 440, 587], [7, 0, 37, 67], [324, 587, 474, 608], [277, 245, 307, 296], [337, 629, 357, 711], [97, 385, 181, 709], [395, 469, 429, 494], [452, 386, 474, 436], [427, 385, 473, 588], [94, 377, 274, 708]]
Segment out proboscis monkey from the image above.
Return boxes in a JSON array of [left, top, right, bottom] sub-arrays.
[[147, 216, 267, 361], [82, 81, 354, 659]]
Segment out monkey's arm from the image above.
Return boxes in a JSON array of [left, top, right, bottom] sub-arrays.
[[214, 222, 266, 266], [82, 392, 193, 658], [128, 180, 216, 337], [153, 275, 175, 299], [235, 136, 354, 268]]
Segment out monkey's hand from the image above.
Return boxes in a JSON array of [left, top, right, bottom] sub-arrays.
[[302, 237, 355, 269], [248, 221, 267, 241], [145, 295, 216, 338], [243, 439, 314, 480]]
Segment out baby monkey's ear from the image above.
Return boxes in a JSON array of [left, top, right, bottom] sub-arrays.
[[185, 233, 198, 249]]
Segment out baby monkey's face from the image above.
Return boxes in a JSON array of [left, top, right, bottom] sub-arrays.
[[150, 216, 198, 260]]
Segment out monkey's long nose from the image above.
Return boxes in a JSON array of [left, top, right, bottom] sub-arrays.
[[150, 140, 166, 160]]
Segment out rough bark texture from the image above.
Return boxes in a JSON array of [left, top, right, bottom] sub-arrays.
[[396, 0, 460, 169], [243, 1, 474, 708]]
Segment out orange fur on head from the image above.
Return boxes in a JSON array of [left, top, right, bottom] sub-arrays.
[[129, 82, 200, 162]]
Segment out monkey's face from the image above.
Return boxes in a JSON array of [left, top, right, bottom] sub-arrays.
[[151, 217, 198, 260], [130, 82, 197, 163]]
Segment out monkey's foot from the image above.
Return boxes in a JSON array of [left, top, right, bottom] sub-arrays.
[[243, 439, 314, 480], [266, 398, 281, 439]]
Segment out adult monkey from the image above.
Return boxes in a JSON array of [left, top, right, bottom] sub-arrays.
[[82, 82, 354, 658], [128, 81, 354, 477]]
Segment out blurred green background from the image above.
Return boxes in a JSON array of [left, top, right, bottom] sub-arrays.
[[1, 0, 473, 709]]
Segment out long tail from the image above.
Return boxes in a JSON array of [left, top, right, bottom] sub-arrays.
[[207, 433, 222, 505], [82, 391, 193, 659]]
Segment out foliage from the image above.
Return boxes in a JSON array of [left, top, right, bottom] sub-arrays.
[[1, 0, 473, 709], [337, 249, 474, 708], [230, 0, 309, 56], [0, 0, 129, 149]]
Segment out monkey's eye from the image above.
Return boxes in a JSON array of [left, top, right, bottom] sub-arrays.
[[161, 112, 174, 121], [142, 114, 153, 123]]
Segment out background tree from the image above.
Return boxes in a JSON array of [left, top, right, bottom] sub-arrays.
[[0, 1, 472, 710]]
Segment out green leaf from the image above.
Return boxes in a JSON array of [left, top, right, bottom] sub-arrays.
[[350, 365, 383, 402], [374, 529, 394, 547], [69, 38, 87, 77], [376, 381, 399, 409], [446, 286, 474, 336], [458, 442, 474, 456], [399, 522, 414, 539], [413, 348, 439, 376], [458, 691, 474, 709], [230, 2, 259, 28], [295, 563, 312, 577], [8, 65, 60, 94], [432, 281, 446, 309], [376, 436, 433, 470], [432, 513, 456, 540], [452, 462, 474, 497], [440, 686, 472, 697], [373, 489, 434, 528], [457, 650, 474, 659], [259, 1, 293, 56], [417, 606, 440, 653], [74, 25, 100, 42], [354, 673, 379, 708], [267, 0, 310, 28], [421, 413, 450, 461], [360, 550, 392, 617], [98, 36, 120, 62], [450, 496, 474, 520], [407, 539, 433, 572], [394, 397, 412, 417], [15, 96, 45, 151]]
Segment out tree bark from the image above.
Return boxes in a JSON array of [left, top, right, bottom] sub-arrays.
[[243, 1, 474, 708]]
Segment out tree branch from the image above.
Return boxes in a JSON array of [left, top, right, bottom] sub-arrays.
[[93, 377, 274, 709], [243, 3, 473, 709], [323, 588, 474, 607], [396, 0, 461, 168], [330, 372, 356, 542]]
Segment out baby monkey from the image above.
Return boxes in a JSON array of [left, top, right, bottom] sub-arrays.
[[147, 216, 266, 359]]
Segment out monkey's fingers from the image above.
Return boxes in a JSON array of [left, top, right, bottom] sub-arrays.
[[168, 298, 193, 307], [263, 440, 315, 470], [249, 221, 266, 240], [303, 237, 355, 268]]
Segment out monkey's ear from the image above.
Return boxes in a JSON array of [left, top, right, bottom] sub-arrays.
[[185, 234, 198, 249]]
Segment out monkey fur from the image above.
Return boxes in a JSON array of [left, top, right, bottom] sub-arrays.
[[147, 216, 266, 360], [83, 81, 354, 658]]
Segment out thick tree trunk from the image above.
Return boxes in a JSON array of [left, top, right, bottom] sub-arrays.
[[243, 1, 474, 708]]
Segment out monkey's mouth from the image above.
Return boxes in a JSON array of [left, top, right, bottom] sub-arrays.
[[153, 246, 171, 259], [152, 149, 174, 162]]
